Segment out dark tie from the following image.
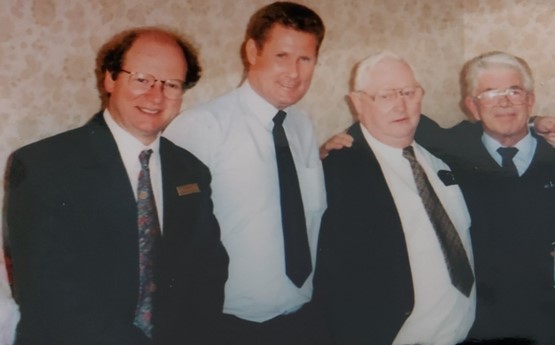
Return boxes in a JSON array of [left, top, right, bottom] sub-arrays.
[[272, 110, 312, 288], [402, 146, 474, 297], [497, 147, 519, 177], [134, 149, 161, 338]]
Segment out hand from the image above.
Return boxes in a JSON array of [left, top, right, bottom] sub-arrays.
[[533, 116, 555, 147], [320, 132, 354, 159]]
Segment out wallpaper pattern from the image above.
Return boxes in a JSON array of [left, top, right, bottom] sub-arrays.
[[2, 0, 555, 278]]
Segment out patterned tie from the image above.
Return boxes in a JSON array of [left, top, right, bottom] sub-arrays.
[[497, 147, 519, 177], [272, 110, 312, 288], [134, 149, 161, 338], [402, 146, 474, 297]]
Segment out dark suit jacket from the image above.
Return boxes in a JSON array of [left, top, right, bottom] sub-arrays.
[[6, 112, 228, 345], [416, 116, 555, 345], [314, 123, 414, 345]]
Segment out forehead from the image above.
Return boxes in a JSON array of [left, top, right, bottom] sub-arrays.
[[364, 58, 416, 91], [125, 33, 187, 77], [261, 24, 318, 54], [475, 67, 524, 91]]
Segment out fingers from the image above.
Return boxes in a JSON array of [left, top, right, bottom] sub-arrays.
[[320, 133, 354, 159], [533, 116, 555, 135]]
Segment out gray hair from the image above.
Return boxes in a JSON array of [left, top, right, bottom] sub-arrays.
[[351, 51, 418, 91], [463, 51, 534, 97]]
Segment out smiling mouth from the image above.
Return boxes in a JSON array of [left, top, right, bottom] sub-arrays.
[[279, 81, 299, 90], [138, 107, 161, 114]]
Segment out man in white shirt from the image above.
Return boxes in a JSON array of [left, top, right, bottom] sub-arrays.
[[314, 51, 476, 345], [164, 2, 330, 344]]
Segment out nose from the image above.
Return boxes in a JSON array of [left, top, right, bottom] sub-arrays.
[[144, 81, 164, 103], [285, 60, 300, 78], [497, 94, 511, 107], [392, 92, 407, 111]]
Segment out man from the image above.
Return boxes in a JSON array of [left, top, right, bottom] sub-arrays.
[[416, 51, 555, 345], [164, 2, 330, 344], [314, 51, 476, 345], [5, 27, 228, 345]]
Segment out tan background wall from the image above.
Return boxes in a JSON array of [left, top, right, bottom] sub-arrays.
[[1, 0, 555, 239]]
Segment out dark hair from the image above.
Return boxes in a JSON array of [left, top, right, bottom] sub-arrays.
[[95, 27, 201, 106], [246, 1, 325, 52]]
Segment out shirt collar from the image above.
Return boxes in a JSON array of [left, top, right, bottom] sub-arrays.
[[360, 123, 416, 161], [239, 81, 288, 130], [103, 109, 160, 157], [481, 129, 536, 162]]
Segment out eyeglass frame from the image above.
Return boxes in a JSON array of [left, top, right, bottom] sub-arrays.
[[357, 85, 425, 106], [119, 69, 186, 100], [474, 87, 529, 107]]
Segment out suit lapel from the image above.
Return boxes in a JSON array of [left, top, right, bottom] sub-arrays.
[[83, 113, 139, 273], [348, 122, 375, 157]]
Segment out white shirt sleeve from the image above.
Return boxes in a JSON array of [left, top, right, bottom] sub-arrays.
[[0, 248, 19, 345]]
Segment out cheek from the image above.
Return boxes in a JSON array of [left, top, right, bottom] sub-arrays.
[[300, 64, 316, 82], [408, 103, 422, 118], [166, 100, 183, 117]]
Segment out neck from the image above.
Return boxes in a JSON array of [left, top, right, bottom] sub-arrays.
[[487, 129, 528, 147]]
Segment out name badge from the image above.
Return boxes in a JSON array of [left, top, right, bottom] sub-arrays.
[[176, 183, 200, 196]]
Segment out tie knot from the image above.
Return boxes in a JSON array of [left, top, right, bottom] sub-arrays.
[[497, 147, 518, 160], [402, 145, 416, 161], [139, 149, 153, 169], [273, 110, 287, 127]]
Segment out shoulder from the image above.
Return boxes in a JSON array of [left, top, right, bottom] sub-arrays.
[[532, 136, 555, 163], [324, 124, 372, 170], [173, 89, 239, 125], [160, 137, 208, 165], [449, 119, 482, 136], [160, 137, 210, 173], [12, 120, 96, 164], [164, 89, 241, 145]]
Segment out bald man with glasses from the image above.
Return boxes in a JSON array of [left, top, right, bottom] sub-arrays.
[[315, 51, 476, 345], [5, 27, 228, 345]]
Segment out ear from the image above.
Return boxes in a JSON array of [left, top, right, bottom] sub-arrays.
[[348, 92, 364, 121], [245, 39, 259, 67], [104, 71, 116, 93], [464, 96, 481, 121]]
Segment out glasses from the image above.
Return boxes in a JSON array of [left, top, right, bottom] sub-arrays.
[[475, 87, 528, 107], [120, 69, 186, 100], [360, 86, 424, 106]]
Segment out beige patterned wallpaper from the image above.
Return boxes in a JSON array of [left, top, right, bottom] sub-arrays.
[[1, 0, 555, 247]]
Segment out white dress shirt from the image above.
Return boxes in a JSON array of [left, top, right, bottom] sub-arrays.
[[361, 125, 476, 345], [481, 130, 536, 176], [0, 249, 19, 345], [104, 110, 164, 229], [164, 82, 326, 322]]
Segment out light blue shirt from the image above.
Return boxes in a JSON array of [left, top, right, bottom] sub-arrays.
[[481, 131, 537, 176], [164, 82, 326, 322]]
